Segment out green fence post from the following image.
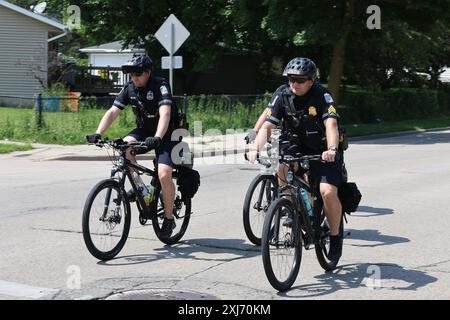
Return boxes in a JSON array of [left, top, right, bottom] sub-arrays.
[[36, 93, 43, 129]]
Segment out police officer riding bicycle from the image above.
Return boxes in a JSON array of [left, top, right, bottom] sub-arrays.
[[86, 53, 179, 238], [246, 57, 345, 260]]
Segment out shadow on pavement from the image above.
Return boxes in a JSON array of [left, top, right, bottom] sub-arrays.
[[345, 229, 410, 248], [352, 205, 394, 217], [97, 238, 259, 266], [350, 130, 450, 146], [279, 263, 437, 298]]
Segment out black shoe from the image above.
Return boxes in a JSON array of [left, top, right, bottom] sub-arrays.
[[281, 209, 293, 228], [282, 214, 293, 228], [127, 188, 136, 202], [160, 217, 176, 238], [327, 235, 343, 261]]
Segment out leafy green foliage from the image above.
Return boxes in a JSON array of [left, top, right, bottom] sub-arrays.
[[6, 0, 450, 92]]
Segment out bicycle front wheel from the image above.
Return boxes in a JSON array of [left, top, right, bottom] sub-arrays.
[[261, 197, 302, 292], [82, 179, 131, 261], [243, 174, 278, 245]]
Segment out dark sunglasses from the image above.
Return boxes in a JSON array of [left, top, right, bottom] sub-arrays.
[[288, 76, 309, 84], [130, 71, 144, 77]]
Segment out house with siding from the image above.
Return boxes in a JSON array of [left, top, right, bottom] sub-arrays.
[[440, 67, 450, 83], [0, 0, 67, 107], [79, 41, 145, 68]]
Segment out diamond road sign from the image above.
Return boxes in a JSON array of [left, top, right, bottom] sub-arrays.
[[154, 14, 190, 55]]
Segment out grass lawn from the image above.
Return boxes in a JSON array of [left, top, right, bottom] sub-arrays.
[[1, 106, 449, 145], [0, 142, 33, 154], [344, 116, 450, 137]]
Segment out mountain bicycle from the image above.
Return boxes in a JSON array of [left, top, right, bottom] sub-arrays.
[[242, 155, 278, 245], [243, 133, 283, 246], [261, 152, 344, 291], [82, 138, 191, 261]]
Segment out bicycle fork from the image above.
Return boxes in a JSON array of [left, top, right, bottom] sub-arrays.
[[100, 171, 127, 224]]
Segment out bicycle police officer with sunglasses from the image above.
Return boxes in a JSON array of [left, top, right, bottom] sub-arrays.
[[86, 53, 178, 238], [247, 57, 344, 261]]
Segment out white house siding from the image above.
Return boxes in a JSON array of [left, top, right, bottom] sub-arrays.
[[89, 53, 136, 68], [0, 6, 60, 100], [440, 67, 450, 83]]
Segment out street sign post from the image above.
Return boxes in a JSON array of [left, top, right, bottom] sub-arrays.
[[154, 14, 190, 91], [161, 56, 183, 69]]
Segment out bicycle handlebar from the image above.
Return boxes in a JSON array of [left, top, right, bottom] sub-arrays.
[[93, 139, 148, 152], [244, 152, 272, 168], [279, 154, 323, 164]]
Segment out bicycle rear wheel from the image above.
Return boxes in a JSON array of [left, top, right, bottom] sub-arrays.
[[261, 197, 302, 292], [314, 209, 344, 271], [243, 174, 278, 245], [82, 179, 131, 261], [152, 185, 191, 245]]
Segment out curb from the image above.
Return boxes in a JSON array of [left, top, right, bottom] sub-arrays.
[[347, 126, 450, 142], [53, 127, 450, 161], [4, 127, 449, 161], [47, 148, 251, 161]]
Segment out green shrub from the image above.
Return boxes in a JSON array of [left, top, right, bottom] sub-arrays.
[[186, 94, 269, 133], [437, 88, 450, 113], [341, 88, 442, 124], [43, 82, 69, 97]]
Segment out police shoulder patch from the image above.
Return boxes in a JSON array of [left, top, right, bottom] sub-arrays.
[[328, 105, 337, 114], [324, 93, 334, 103], [160, 85, 169, 96]]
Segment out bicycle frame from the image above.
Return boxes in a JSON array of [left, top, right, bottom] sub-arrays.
[[254, 156, 280, 210], [96, 140, 159, 219], [276, 157, 323, 248], [106, 144, 181, 220]]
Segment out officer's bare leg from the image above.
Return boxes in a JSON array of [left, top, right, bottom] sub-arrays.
[[278, 163, 308, 210], [124, 136, 137, 165], [158, 163, 175, 219], [320, 183, 342, 236], [277, 163, 299, 187]]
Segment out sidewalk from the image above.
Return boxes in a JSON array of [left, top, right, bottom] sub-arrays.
[[0, 133, 252, 162], [2, 127, 449, 162]]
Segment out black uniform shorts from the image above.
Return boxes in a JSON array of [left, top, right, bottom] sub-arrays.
[[282, 144, 343, 188], [126, 127, 178, 167]]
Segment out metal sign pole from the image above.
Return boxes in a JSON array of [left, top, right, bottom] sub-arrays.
[[155, 14, 189, 91], [169, 22, 174, 92]]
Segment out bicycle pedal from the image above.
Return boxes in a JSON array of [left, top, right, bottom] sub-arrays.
[[302, 233, 314, 250]]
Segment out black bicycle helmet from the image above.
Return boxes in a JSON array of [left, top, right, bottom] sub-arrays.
[[122, 53, 153, 74], [282, 57, 317, 80]]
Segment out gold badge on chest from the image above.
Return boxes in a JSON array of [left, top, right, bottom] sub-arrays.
[[308, 106, 317, 116]]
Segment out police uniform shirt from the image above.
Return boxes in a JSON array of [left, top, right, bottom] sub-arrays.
[[266, 82, 340, 153], [113, 76, 173, 136]]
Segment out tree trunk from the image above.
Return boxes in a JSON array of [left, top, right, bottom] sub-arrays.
[[429, 65, 444, 89], [328, 38, 347, 103], [328, 0, 355, 103]]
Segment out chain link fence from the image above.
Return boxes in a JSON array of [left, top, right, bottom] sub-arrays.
[[1, 93, 269, 113], [0, 93, 271, 133]]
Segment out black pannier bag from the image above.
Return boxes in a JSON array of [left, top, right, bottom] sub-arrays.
[[171, 99, 189, 131], [339, 127, 348, 151], [338, 182, 362, 214], [176, 167, 200, 201]]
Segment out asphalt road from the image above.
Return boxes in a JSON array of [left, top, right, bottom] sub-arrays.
[[1, 129, 450, 300]]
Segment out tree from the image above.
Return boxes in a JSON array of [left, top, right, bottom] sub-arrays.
[[257, 0, 450, 98], [9, 0, 450, 94]]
